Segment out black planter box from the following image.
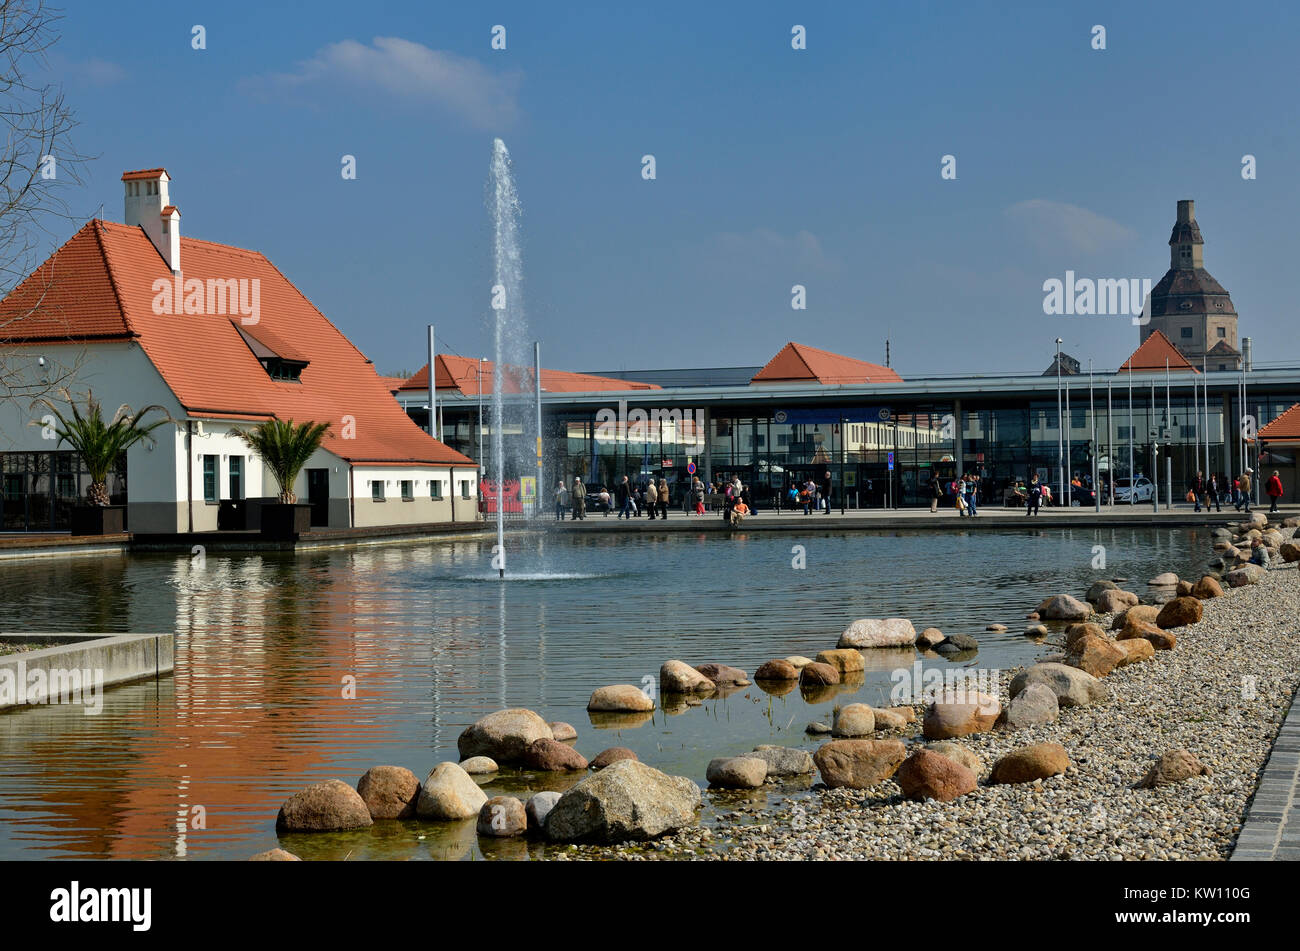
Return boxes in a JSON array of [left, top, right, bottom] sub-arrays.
[[260, 503, 312, 539], [70, 505, 125, 536]]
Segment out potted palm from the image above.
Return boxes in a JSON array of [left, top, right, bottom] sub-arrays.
[[33, 390, 173, 536], [232, 418, 331, 538]]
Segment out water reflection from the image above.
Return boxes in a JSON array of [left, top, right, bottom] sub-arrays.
[[0, 528, 1212, 859]]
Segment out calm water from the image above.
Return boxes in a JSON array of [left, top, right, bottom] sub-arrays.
[[0, 526, 1211, 860]]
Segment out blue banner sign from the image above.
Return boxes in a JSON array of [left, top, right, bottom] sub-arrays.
[[772, 407, 891, 426]]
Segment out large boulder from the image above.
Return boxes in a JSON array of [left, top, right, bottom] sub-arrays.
[[458, 708, 554, 763], [799, 662, 840, 686], [754, 659, 799, 681], [356, 765, 421, 820], [1148, 572, 1179, 586], [1009, 662, 1109, 707], [249, 848, 301, 861], [694, 663, 750, 686], [998, 682, 1059, 730], [1114, 638, 1155, 666], [924, 742, 983, 776], [1137, 749, 1212, 788], [832, 703, 876, 737], [548, 721, 578, 742], [706, 756, 768, 789], [523, 738, 589, 771], [545, 760, 700, 843], [989, 743, 1070, 784], [1064, 633, 1126, 678], [870, 707, 910, 731], [1280, 542, 1300, 563], [935, 633, 978, 654], [589, 747, 638, 769], [1064, 622, 1107, 650], [276, 780, 374, 832], [1036, 594, 1092, 621], [1226, 564, 1266, 587], [1191, 576, 1224, 599], [895, 749, 977, 802], [814, 648, 866, 675], [837, 617, 917, 648], [1117, 621, 1177, 651], [1112, 604, 1159, 632], [747, 745, 816, 776], [417, 762, 490, 820], [659, 660, 715, 694], [1156, 596, 1203, 629], [588, 685, 655, 712], [459, 756, 498, 775], [917, 627, 946, 648], [922, 691, 1001, 739], [812, 739, 908, 789], [1085, 580, 1119, 603], [477, 796, 527, 837], [1095, 589, 1139, 614]]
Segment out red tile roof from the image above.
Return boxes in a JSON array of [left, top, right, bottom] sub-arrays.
[[1120, 330, 1199, 373], [751, 342, 903, 385], [121, 168, 168, 181], [399, 354, 659, 395], [0, 219, 473, 467], [1260, 403, 1300, 441]]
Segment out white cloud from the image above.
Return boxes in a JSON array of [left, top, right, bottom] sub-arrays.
[[247, 37, 520, 128], [1005, 199, 1135, 254], [710, 228, 839, 272]]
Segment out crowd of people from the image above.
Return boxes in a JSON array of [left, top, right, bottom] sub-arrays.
[[1186, 468, 1285, 514]]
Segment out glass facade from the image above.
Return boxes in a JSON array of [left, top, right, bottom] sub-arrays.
[[1, 451, 128, 531]]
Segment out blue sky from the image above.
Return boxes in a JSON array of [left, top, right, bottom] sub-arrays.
[[36, 0, 1300, 377]]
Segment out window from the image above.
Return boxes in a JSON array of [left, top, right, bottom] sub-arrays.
[[1218, 364, 1227, 371], [430, 479, 443, 500], [202, 455, 218, 503], [371, 481, 384, 502], [460, 480, 472, 499], [400, 480, 413, 501], [1217, 327, 1226, 338], [1118, 426, 1132, 439], [229, 456, 244, 500], [1180, 327, 1193, 339]]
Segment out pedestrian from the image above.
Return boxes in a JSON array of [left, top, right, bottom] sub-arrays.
[[802, 479, 816, 515], [1190, 470, 1205, 513], [1267, 470, 1284, 513], [1236, 468, 1253, 513], [821, 470, 833, 515], [642, 481, 656, 518], [968, 474, 979, 517], [929, 474, 942, 513], [656, 477, 669, 520], [616, 475, 634, 519], [1026, 474, 1042, 516], [954, 476, 967, 516], [598, 486, 611, 516], [554, 480, 567, 521], [1207, 473, 1222, 512], [571, 476, 586, 520]]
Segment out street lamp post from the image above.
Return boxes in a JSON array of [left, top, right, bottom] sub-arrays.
[[1056, 338, 1064, 508]]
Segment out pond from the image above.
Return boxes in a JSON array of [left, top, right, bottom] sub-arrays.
[[0, 525, 1212, 859]]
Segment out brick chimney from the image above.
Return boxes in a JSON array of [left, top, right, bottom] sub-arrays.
[[122, 168, 180, 273]]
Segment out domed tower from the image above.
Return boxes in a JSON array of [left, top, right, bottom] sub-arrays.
[[1143, 200, 1240, 370]]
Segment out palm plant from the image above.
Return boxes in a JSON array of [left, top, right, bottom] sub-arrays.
[[233, 419, 331, 503], [32, 390, 173, 506]]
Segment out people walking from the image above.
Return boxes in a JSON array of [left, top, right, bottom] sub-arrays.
[[691, 476, 706, 515], [1267, 470, 1284, 513], [1026, 474, 1042, 516], [1235, 468, 1253, 513], [929, 474, 943, 513], [821, 470, 833, 515], [967, 474, 979, 517], [615, 476, 634, 519], [1190, 471, 1205, 513], [554, 480, 568, 521], [656, 477, 669, 520], [1208, 473, 1222, 512], [570, 476, 586, 520]]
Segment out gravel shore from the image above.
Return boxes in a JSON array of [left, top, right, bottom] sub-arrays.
[[556, 530, 1300, 861]]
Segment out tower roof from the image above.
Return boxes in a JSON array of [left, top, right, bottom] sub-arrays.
[[1119, 329, 1198, 373], [751, 342, 903, 385]]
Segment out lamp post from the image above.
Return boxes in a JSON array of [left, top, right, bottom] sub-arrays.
[[1090, 360, 1099, 512], [1056, 338, 1064, 508], [477, 357, 486, 478]]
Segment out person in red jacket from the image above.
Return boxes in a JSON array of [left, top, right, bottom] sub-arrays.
[[1266, 470, 1285, 513]]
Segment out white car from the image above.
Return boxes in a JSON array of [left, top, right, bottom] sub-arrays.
[[1113, 476, 1154, 503]]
